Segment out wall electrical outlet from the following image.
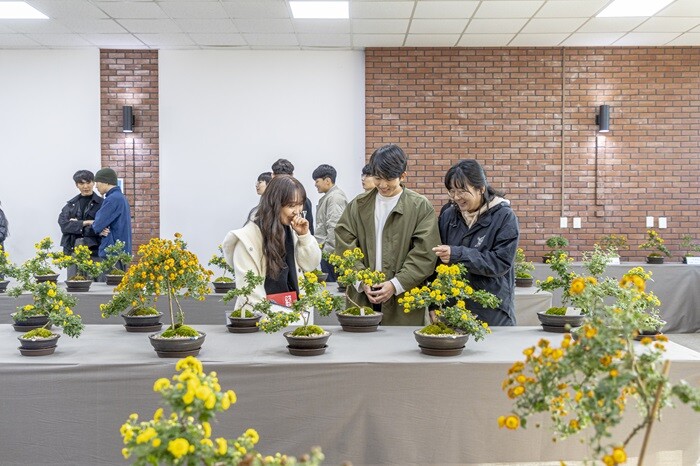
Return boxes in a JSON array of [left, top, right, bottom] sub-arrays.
[[560, 217, 568, 228], [573, 217, 581, 229], [646, 216, 654, 228], [658, 217, 667, 229]]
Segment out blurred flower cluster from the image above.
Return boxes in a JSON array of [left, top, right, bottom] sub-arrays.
[[639, 229, 671, 258]]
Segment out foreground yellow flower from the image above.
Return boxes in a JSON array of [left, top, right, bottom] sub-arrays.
[[505, 415, 520, 429], [215, 437, 227, 455], [167, 438, 190, 459], [612, 447, 626, 463], [153, 378, 171, 392], [569, 277, 586, 295]]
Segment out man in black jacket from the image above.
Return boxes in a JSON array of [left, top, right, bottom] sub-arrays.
[[58, 170, 103, 279]]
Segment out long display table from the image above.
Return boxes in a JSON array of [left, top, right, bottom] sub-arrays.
[[0, 325, 698, 466], [533, 262, 700, 333]]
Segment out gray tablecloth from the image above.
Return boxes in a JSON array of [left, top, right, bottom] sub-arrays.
[[0, 325, 698, 466], [533, 262, 700, 333]]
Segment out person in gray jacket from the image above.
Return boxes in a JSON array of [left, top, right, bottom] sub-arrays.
[[312, 164, 347, 281], [433, 159, 519, 326]]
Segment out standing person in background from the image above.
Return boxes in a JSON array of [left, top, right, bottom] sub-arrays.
[[432, 159, 519, 326], [312, 164, 347, 282], [335, 144, 440, 325], [222, 175, 321, 310], [246, 171, 272, 224], [0, 201, 8, 249], [361, 163, 376, 192], [271, 158, 314, 235], [58, 170, 103, 279], [90, 168, 132, 268]]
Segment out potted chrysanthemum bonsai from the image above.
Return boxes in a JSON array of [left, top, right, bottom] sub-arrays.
[[327, 248, 386, 332], [399, 263, 500, 356], [680, 234, 700, 264], [10, 280, 84, 355], [102, 241, 132, 286], [258, 271, 344, 356], [514, 247, 535, 288], [543, 235, 569, 263], [53, 244, 104, 292], [208, 245, 236, 293], [22, 237, 60, 283], [639, 229, 671, 264], [221, 270, 271, 333], [100, 233, 213, 357]]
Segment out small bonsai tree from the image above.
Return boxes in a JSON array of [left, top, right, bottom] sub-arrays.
[[0, 245, 19, 281], [597, 234, 628, 256], [327, 248, 385, 316], [399, 263, 500, 340], [102, 240, 132, 276], [11, 280, 84, 338], [120, 356, 325, 465], [222, 270, 271, 318], [639, 229, 671, 258], [53, 244, 104, 280], [22, 237, 59, 277], [100, 233, 213, 337], [258, 271, 344, 336], [514, 248, 535, 279], [545, 235, 569, 260], [208, 245, 235, 283], [680, 234, 700, 258]]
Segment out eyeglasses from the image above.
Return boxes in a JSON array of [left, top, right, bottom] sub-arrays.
[[448, 189, 471, 198]]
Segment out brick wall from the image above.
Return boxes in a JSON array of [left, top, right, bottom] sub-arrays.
[[365, 47, 700, 262], [100, 49, 159, 256]]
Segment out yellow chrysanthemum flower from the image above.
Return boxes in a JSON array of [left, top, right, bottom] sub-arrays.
[[167, 438, 190, 459]]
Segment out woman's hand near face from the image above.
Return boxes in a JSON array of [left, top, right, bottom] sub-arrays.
[[290, 214, 309, 236]]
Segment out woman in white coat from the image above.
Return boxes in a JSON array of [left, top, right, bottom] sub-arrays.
[[222, 175, 321, 310]]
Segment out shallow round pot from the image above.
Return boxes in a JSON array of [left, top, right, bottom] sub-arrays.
[[11, 313, 50, 328], [34, 274, 59, 283], [414, 329, 469, 351], [227, 312, 262, 331], [105, 274, 124, 286], [537, 311, 585, 328], [0, 280, 9, 293], [18, 333, 60, 350], [515, 277, 534, 288], [122, 312, 163, 327], [283, 331, 331, 349], [149, 331, 206, 353], [317, 272, 329, 282], [212, 281, 236, 293], [65, 279, 93, 292], [646, 256, 664, 264], [336, 311, 383, 332]]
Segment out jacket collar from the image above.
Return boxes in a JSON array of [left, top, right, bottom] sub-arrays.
[[356, 186, 407, 215]]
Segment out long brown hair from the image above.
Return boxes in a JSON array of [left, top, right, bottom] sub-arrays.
[[254, 175, 306, 278]]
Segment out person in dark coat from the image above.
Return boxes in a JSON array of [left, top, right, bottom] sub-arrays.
[[0, 201, 8, 249], [91, 168, 132, 262], [432, 160, 520, 326], [58, 170, 103, 257]]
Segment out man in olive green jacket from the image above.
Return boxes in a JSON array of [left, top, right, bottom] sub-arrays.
[[335, 145, 440, 325]]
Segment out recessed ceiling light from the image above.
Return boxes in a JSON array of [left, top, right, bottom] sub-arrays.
[[0, 1, 48, 19], [597, 0, 673, 17], [290, 1, 349, 19]]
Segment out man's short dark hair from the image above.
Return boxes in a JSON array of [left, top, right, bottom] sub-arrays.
[[369, 144, 407, 180], [361, 163, 372, 176], [73, 170, 95, 184], [312, 164, 337, 183], [257, 172, 272, 183], [271, 158, 294, 175]]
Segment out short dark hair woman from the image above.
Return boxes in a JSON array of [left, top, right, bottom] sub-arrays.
[[223, 175, 321, 310], [432, 160, 520, 326]]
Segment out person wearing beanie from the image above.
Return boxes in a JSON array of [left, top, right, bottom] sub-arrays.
[[91, 167, 132, 263]]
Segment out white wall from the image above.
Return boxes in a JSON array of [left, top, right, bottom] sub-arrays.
[[159, 50, 366, 263], [0, 50, 100, 273]]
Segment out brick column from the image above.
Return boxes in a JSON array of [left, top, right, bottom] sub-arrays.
[[100, 49, 159, 255]]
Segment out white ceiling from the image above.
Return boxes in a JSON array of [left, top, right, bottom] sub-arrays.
[[1, 0, 700, 49]]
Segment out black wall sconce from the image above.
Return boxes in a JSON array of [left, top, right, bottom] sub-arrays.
[[122, 105, 135, 133], [596, 104, 610, 133]]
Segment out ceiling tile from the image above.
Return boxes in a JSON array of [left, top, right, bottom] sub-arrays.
[[117, 19, 181, 34], [353, 33, 405, 47], [577, 17, 646, 33], [27, 0, 108, 19], [404, 34, 459, 46], [235, 19, 294, 34], [134, 33, 195, 47], [457, 33, 513, 46], [350, 2, 414, 19], [93, 1, 168, 19], [221, 0, 290, 19], [509, 33, 568, 46], [413, 1, 478, 19], [298, 34, 351, 47], [522, 18, 587, 34], [561, 32, 625, 46], [657, 0, 700, 17], [474, 1, 543, 19], [60, 19, 127, 34], [189, 33, 247, 46], [0, 33, 40, 47], [175, 19, 238, 34], [243, 33, 298, 47], [27, 33, 93, 47], [159, 1, 228, 19], [667, 32, 700, 45], [613, 32, 680, 46], [535, 0, 609, 18], [293, 19, 351, 34], [82, 33, 146, 47], [409, 19, 468, 34], [465, 18, 528, 34], [352, 19, 409, 34], [634, 17, 700, 33], [1, 20, 73, 34]]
